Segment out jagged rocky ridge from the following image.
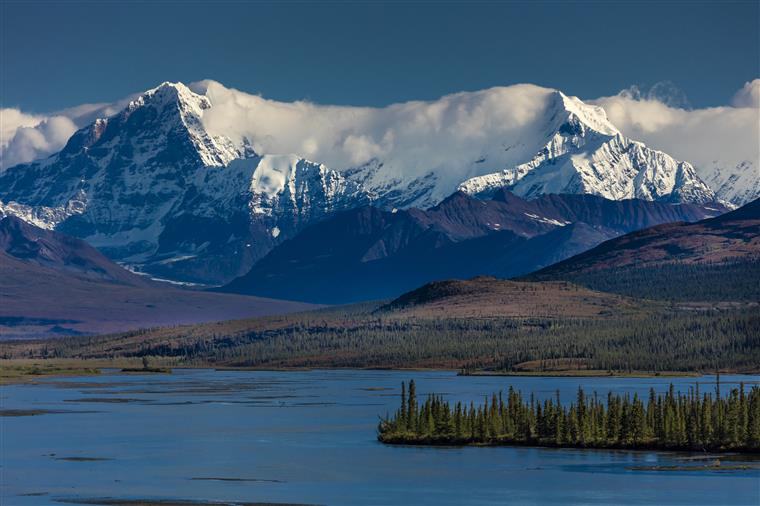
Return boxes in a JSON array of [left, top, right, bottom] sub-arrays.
[[697, 160, 760, 208], [0, 84, 369, 283], [0, 81, 728, 284], [457, 93, 715, 204]]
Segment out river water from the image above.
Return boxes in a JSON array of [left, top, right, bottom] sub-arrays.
[[1, 369, 758, 505]]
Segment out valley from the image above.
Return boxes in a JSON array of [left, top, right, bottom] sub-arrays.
[[221, 191, 724, 303], [3, 279, 758, 376], [0, 216, 316, 338], [3, 197, 758, 376]]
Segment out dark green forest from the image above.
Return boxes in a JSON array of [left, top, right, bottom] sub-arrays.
[[10, 304, 759, 373], [534, 259, 760, 302], [141, 306, 760, 372], [379, 380, 760, 452]]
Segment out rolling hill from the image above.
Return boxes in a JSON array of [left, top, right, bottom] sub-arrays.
[[3, 273, 757, 373], [381, 277, 638, 319]]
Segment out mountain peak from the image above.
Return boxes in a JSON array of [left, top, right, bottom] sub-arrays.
[[457, 90, 715, 204], [133, 81, 209, 110], [552, 90, 619, 137], [125, 80, 212, 127], [116, 80, 241, 167]]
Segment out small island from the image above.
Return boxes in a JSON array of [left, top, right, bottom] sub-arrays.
[[120, 357, 171, 374], [378, 380, 760, 452]]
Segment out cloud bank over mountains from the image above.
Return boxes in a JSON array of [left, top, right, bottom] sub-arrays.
[[1, 111, 78, 169], [2, 80, 758, 186], [193, 80, 562, 194], [592, 79, 759, 178]]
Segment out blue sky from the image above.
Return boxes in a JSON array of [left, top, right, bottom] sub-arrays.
[[2, 0, 758, 112]]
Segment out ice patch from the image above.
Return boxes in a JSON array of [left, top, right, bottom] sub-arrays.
[[523, 212, 570, 227], [155, 255, 198, 266]]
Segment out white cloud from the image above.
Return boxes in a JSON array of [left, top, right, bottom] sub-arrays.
[[732, 79, 760, 108], [1, 111, 77, 169], [617, 81, 692, 110], [1, 79, 757, 204], [196, 80, 556, 199], [0, 95, 137, 170], [55, 95, 137, 126], [1, 108, 44, 150]]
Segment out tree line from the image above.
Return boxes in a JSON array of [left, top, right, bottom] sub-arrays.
[[378, 380, 760, 451], [3, 302, 759, 375], [543, 258, 760, 302]]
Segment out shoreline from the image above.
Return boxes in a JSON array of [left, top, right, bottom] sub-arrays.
[[378, 436, 760, 455], [458, 370, 705, 378], [2, 359, 759, 385]]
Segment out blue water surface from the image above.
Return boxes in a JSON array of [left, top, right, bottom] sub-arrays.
[[1, 369, 758, 505]]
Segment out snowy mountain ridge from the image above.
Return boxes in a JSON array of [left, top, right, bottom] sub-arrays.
[[0, 80, 741, 283], [697, 160, 759, 207], [125, 82, 242, 167], [457, 92, 715, 203]]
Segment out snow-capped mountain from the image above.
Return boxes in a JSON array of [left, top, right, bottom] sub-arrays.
[[0, 81, 726, 284], [457, 92, 715, 203], [696, 160, 759, 206], [0, 83, 368, 282]]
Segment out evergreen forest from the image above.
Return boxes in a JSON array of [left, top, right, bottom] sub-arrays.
[[378, 380, 760, 452]]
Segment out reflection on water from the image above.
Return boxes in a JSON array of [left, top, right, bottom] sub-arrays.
[[1, 369, 759, 506]]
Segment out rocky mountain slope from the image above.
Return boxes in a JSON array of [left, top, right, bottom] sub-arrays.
[[696, 160, 760, 207], [532, 198, 759, 274], [0, 83, 368, 283], [221, 192, 726, 303]]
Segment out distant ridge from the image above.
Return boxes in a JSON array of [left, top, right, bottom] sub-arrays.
[[527, 198, 760, 301], [221, 192, 726, 304]]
